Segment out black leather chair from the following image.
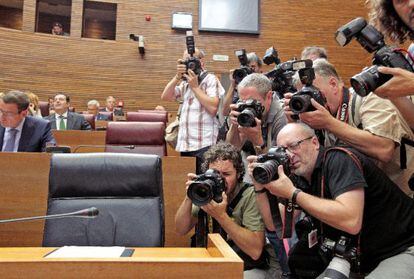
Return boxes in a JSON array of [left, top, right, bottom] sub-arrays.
[[43, 153, 164, 247]]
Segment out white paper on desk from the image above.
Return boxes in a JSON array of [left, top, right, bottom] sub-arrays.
[[45, 246, 126, 258]]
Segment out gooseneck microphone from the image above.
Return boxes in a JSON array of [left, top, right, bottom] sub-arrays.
[[0, 207, 99, 224]]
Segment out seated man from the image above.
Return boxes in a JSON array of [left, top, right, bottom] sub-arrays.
[[87, 100, 110, 120], [101, 96, 116, 112], [44, 93, 91, 130], [0, 90, 55, 152], [51, 22, 68, 36], [248, 123, 414, 278], [175, 142, 271, 278]]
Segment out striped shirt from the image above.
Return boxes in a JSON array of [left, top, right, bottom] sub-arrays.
[[174, 73, 225, 152]]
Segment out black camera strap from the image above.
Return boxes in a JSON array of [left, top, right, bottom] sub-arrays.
[[321, 147, 362, 271], [336, 87, 350, 123]]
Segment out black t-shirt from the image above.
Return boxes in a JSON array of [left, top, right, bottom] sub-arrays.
[[310, 147, 414, 273]]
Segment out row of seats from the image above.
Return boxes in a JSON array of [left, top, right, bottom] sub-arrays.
[[105, 121, 167, 157]]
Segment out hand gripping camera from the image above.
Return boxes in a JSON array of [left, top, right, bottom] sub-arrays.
[[187, 169, 225, 206], [183, 31, 202, 76], [335, 17, 414, 97], [252, 146, 291, 184], [233, 49, 254, 84], [288, 59, 327, 114], [321, 236, 358, 279], [236, 98, 265, 127]]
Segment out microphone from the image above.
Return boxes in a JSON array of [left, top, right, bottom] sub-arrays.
[[0, 207, 99, 224], [72, 144, 136, 153]]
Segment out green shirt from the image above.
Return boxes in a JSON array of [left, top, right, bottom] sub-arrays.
[[191, 182, 265, 232]]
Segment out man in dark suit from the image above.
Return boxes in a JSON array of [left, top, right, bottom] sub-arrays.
[[87, 100, 110, 121], [0, 90, 55, 152], [44, 93, 91, 130]]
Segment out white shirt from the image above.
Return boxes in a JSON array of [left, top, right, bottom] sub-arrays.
[[174, 73, 225, 152], [2, 118, 26, 152], [55, 111, 68, 130]]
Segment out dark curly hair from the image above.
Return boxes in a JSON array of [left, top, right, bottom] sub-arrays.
[[201, 141, 245, 182], [367, 0, 414, 43]]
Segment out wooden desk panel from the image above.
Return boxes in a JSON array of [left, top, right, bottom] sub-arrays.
[[0, 235, 243, 278], [0, 153, 50, 246], [0, 153, 195, 248], [52, 130, 106, 152]]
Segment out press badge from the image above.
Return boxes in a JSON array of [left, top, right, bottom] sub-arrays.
[[308, 229, 318, 248]]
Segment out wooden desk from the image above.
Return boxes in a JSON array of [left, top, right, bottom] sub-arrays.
[[52, 130, 180, 156], [0, 234, 243, 278], [0, 153, 195, 247], [52, 130, 106, 153]]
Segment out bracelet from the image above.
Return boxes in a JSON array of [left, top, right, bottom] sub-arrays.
[[174, 75, 181, 82], [291, 189, 302, 204], [254, 188, 267, 194]]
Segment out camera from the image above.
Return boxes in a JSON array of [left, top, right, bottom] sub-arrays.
[[321, 236, 358, 279], [265, 59, 298, 95], [289, 60, 327, 114], [187, 169, 225, 206], [335, 17, 414, 97], [263, 46, 281, 66], [252, 146, 290, 184], [236, 98, 265, 127], [182, 31, 202, 76], [233, 49, 254, 84]]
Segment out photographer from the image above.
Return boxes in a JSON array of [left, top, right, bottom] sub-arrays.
[[248, 122, 414, 278], [226, 73, 286, 153], [222, 52, 264, 116], [367, 0, 414, 129], [289, 59, 414, 194], [174, 142, 270, 278], [161, 48, 224, 173], [225, 73, 289, 275]]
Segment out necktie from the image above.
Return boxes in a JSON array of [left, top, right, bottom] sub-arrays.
[[3, 128, 18, 152], [59, 115, 66, 130]]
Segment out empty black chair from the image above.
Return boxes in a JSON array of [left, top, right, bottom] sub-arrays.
[[43, 153, 164, 247]]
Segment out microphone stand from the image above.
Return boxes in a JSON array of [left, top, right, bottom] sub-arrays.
[[0, 208, 99, 224]]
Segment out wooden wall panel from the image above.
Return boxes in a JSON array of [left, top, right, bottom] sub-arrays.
[[0, 0, 371, 112]]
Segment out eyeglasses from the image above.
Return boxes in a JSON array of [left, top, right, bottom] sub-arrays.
[[282, 136, 313, 152], [0, 109, 19, 117]]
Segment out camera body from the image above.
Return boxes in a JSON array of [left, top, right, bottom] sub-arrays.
[[288, 60, 327, 114], [183, 31, 202, 76], [335, 17, 414, 97], [265, 59, 299, 95], [236, 98, 265, 127], [252, 146, 290, 184], [187, 169, 225, 206], [321, 236, 358, 279], [233, 49, 254, 84], [184, 57, 202, 75]]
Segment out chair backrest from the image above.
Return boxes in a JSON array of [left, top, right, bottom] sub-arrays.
[[39, 101, 50, 117], [126, 111, 168, 124], [82, 113, 95, 130], [105, 121, 167, 156], [43, 153, 164, 247]]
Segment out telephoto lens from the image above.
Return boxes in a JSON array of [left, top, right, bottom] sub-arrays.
[[252, 147, 290, 184], [323, 257, 351, 279]]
